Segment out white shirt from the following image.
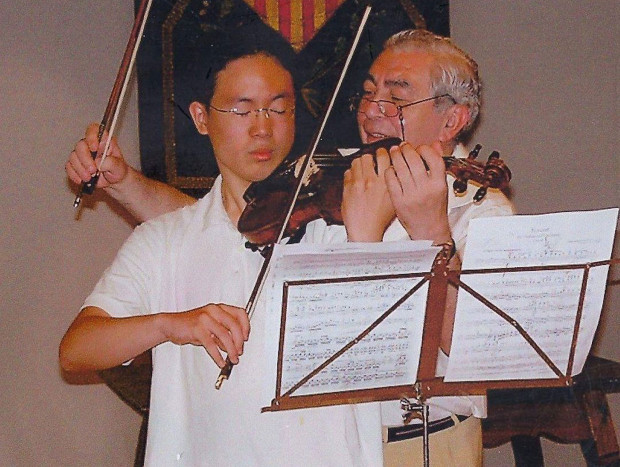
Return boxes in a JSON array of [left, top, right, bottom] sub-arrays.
[[85, 144, 514, 463], [84, 176, 383, 467]]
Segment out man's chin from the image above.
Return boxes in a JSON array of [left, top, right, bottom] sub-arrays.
[[257, 159, 286, 181]]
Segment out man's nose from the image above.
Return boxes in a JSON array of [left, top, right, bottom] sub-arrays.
[[361, 99, 385, 119]]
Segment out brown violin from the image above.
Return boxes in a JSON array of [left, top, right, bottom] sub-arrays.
[[238, 138, 511, 247]]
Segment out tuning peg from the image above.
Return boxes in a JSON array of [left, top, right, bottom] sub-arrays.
[[468, 144, 482, 160], [487, 150, 500, 161], [474, 186, 488, 202], [453, 178, 468, 194]]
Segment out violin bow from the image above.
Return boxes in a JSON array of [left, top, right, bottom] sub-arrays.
[[216, 5, 373, 389], [73, 0, 154, 208]]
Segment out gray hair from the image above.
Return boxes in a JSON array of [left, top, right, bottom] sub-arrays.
[[384, 29, 481, 141]]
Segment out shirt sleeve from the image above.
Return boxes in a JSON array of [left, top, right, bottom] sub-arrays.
[[83, 221, 165, 318]]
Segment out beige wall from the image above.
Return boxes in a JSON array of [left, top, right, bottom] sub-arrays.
[[451, 2, 619, 465], [1, 2, 142, 465], [1, 1, 617, 465]]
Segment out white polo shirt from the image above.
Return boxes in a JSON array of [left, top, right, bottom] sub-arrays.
[[84, 176, 383, 467], [85, 144, 513, 464]]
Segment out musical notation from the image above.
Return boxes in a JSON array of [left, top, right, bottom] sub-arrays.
[[260, 241, 440, 400], [444, 208, 618, 382]]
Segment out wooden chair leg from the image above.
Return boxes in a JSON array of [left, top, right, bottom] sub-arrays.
[[511, 435, 544, 467], [134, 413, 148, 467], [579, 390, 620, 466]]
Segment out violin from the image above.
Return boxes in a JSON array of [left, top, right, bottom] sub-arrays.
[[218, 6, 511, 389], [237, 138, 512, 247]]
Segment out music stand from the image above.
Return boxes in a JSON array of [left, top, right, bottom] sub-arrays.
[[261, 243, 618, 466]]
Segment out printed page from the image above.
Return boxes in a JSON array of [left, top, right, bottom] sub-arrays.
[[260, 241, 440, 403], [445, 208, 618, 382]]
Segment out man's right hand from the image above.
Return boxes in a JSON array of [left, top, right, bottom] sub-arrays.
[[60, 303, 249, 373], [160, 304, 250, 369], [66, 123, 129, 189], [66, 123, 196, 223], [342, 147, 396, 242]]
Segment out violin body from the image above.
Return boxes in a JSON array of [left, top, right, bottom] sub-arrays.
[[238, 140, 511, 247]]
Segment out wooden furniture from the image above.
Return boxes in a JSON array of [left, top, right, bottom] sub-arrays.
[[99, 352, 151, 467], [100, 353, 620, 466], [483, 355, 620, 466]]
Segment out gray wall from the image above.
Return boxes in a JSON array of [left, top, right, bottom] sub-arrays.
[[1, 1, 617, 465], [1, 2, 142, 465]]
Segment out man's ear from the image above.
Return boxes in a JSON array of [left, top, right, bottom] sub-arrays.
[[189, 101, 209, 135], [438, 104, 469, 142]]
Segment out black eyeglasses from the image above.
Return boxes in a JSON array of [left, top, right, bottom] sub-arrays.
[[349, 94, 451, 117]]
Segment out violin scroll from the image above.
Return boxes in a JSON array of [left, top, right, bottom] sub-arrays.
[[447, 144, 511, 202]]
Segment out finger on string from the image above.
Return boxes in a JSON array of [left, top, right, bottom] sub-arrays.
[[399, 143, 430, 180], [348, 154, 363, 180], [343, 168, 353, 185], [374, 147, 391, 177], [389, 145, 414, 183], [359, 152, 375, 178], [417, 144, 446, 179], [384, 165, 404, 196]]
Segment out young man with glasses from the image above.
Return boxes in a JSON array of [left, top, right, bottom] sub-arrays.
[[60, 40, 387, 466], [67, 30, 510, 257], [64, 30, 513, 466]]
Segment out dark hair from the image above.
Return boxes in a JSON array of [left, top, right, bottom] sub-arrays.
[[180, 31, 297, 107]]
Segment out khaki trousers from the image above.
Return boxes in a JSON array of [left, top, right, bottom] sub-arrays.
[[383, 416, 482, 467]]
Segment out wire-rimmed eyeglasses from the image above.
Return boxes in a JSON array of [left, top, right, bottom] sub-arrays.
[[349, 93, 451, 117], [209, 104, 295, 119]]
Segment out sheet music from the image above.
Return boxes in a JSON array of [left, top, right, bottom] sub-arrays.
[[261, 241, 440, 401], [445, 208, 618, 381]]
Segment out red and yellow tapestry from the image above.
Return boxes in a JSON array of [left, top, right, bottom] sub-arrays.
[[244, 0, 346, 50]]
